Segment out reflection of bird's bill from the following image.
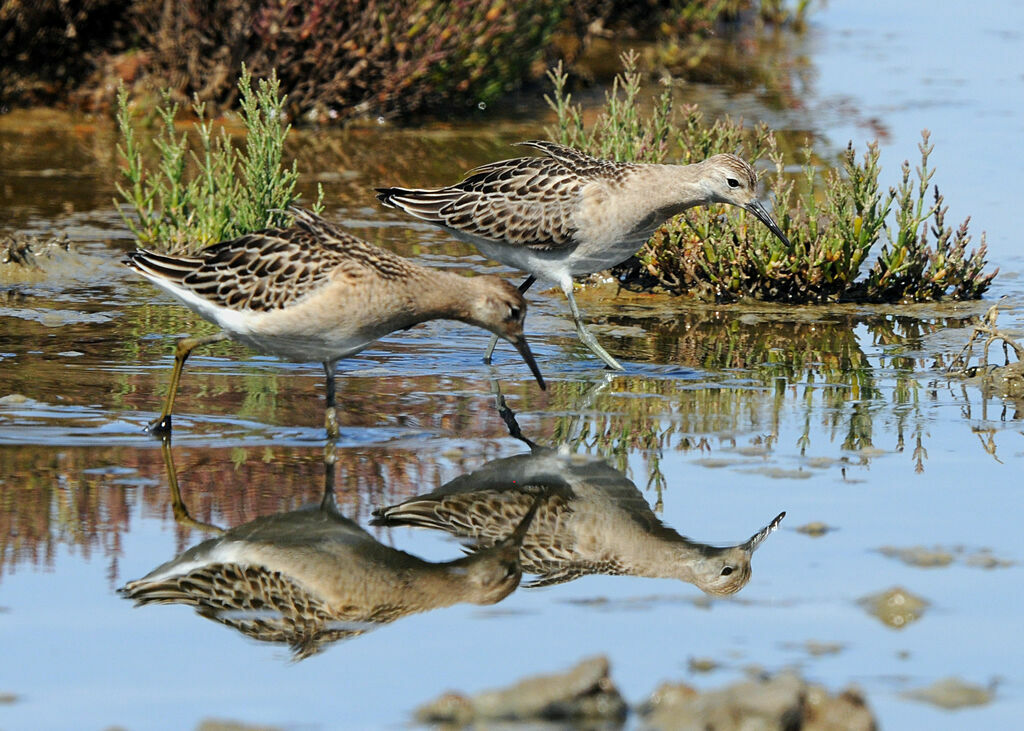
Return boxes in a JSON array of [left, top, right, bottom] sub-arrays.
[[745, 200, 791, 248], [512, 336, 547, 390], [743, 511, 786, 552]]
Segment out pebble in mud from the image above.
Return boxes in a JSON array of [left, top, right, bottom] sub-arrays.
[[414, 658, 879, 730], [796, 521, 834, 537], [857, 586, 929, 629], [878, 545, 1015, 569], [414, 656, 627, 725], [640, 670, 876, 731], [902, 677, 996, 710]]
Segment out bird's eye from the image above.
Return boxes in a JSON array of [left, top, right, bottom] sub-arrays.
[[508, 306, 522, 321], [726, 178, 740, 189], [720, 566, 734, 576]]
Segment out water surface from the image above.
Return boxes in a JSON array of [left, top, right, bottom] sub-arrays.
[[2, 3, 1023, 729]]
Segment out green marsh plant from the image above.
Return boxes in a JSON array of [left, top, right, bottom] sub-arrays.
[[116, 65, 322, 253], [547, 53, 995, 304]]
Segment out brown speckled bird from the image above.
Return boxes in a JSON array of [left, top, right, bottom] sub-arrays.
[[377, 141, 790, 370], [373, 444, 785, 597], [124, 208, 545, 438], [120, 480, 543, 660]]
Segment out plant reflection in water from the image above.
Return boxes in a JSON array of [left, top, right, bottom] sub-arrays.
[[119, 440, 540, 659], [374, 383, 785, 596]]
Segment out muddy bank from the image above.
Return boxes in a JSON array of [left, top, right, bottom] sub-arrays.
[[414, 656, 877, 730]]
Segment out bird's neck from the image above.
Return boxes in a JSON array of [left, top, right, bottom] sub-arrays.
[[608, 525, 708, 580], [645, 162, 713, 214], [391, 268, 483, 328], [606, 163, 712, 243]]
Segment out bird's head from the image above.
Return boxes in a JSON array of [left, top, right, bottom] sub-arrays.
[[700, 154, 791, 247], [467, 277, 546, 390], [688, 511, 786, 597]]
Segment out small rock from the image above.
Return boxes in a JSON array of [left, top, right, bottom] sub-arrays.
[[640, 671, 876, 731], [748, 467, 813, 480], [196, 721, 283, 731], [877, 546, 954, 568], [796, 521, 832, 537], [688, 657, 720, 673], [415, 655, 627, 725], [902, 677, 995, 710], [805, 684, 875, 731], [803, 640, 844, 657], [857, 587, 929, 629], [963, 550, 1015, 569]]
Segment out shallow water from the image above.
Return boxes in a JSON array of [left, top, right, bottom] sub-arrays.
[[2, 3, 1024, 729]]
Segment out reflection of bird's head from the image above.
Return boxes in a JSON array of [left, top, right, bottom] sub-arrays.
[[691, 547, 755, 597], [448, 491, 545, 605], [688, 511, 785, 597], [453, 543, 524, 605]]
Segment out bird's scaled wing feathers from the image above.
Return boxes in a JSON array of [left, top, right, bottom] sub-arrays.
[[125, 209, 412, 312], [376, 141, 646, 250]]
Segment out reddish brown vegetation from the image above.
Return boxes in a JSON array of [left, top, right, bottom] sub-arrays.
[[1, 0, 768, 120]]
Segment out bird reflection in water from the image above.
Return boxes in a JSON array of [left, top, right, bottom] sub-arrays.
[[120, 441, 541, 659], [374, 382, 785, 596]]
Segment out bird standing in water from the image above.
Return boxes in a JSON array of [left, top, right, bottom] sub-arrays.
[[374, 445, 785, 596], [125, 208, 545, 439], [377, 141, 791, 370], [120, 455, 545, 659]]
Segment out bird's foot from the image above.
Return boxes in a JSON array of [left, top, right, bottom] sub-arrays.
[[145, 415, 173, 438], [325, 408, 340, 441]]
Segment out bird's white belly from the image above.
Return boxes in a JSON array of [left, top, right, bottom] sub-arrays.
[[456, 230, 648, 284], [560, 234, 649, 278], [228, 328, 373, 364], [155, 280, 375, 363]]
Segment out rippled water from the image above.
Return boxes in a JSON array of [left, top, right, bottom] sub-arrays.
[[2, 3, 1023, 729]]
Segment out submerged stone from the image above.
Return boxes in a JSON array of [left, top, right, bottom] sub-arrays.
[[414, 655, 627, 725], [796, 521, 833, 537], [902, 677, 995, 710], [877, 545, 955, 568], [688, 657, 720, 673], [639, 670, 876, 731], [963, 550, 1015, 569], [857, 587, 929, 629]]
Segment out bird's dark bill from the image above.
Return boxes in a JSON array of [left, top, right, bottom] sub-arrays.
[[744, 511, 786, 552], [513, 338, 546, 390], [746, 200, 791, 248]]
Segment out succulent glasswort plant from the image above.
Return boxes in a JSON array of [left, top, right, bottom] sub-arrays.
[[547, 53, 995, 303]]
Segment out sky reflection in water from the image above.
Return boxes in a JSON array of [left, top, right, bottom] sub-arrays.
[[2, 1, 1024, 728]]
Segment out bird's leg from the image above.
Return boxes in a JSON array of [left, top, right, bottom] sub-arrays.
[[147, 332, 228, 436], [160, 437, 224, 534], [323, 360, 340, 440], [488, 378, 536, 448], [483, 275, 536, 364], [560, 280, 624, 371], [321, 431, 340, 514]]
